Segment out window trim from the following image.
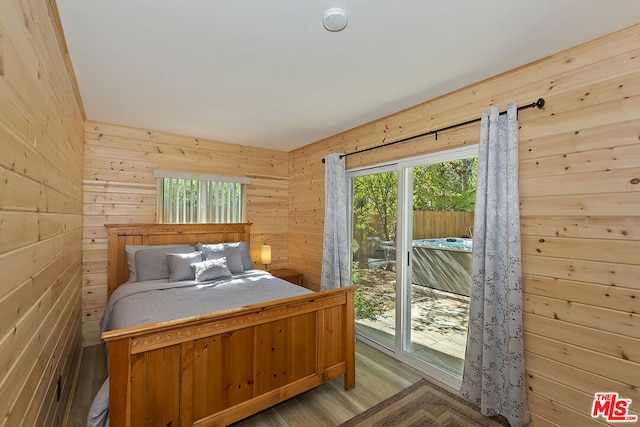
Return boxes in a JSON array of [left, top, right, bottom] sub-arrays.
[[154, 170, 251, 184]]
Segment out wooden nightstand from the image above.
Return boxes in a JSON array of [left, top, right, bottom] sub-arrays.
[[270, 268, 303, 286]]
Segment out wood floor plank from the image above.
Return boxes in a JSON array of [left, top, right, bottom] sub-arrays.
[[67, 344, 107, 427]]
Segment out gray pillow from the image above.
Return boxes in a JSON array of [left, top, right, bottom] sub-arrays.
[[197, 243, 244, 274], [191, 258, 232, 282], [195, 242, 224, 253], [237, 242, 253, 270], [135, 245, 196, 282], [167, 251, 203, 282], [125, 244, 192, 282]]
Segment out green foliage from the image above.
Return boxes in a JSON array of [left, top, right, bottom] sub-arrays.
[[354, 287, 384, 320], [352, 171, 398, 242], [163, 178, 199, 205], [351, 262, 384, 320], [351, 261, 361, 285], [412, 158, 478, 212]]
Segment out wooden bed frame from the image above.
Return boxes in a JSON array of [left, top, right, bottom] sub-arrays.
[[102, 223, 356, 426]]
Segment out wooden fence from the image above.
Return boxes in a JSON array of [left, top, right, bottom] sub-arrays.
[[413, 211, 474, 240]]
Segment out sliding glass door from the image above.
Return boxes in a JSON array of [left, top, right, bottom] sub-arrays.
[[350, 166, 398, 348], [349, 146, 477, 385]]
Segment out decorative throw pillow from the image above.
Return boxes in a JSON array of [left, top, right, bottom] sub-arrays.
[[195, 242, 224, 254], [191, 258, 233, 282], [135, 245, 196, 282], [196, 243, 244, 274], [167, 251, 203, 282]]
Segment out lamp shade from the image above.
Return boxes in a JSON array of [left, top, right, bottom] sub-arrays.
[[261, 245, 272, 265]]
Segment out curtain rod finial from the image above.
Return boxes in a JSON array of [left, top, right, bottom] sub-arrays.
[[535, 98, 545, 108]]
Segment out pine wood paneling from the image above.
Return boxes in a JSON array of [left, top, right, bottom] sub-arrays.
[[526, 352, 640, 404], [288, 24, 640, 424], [524, 274, 639, 312], [521, 215, 639, 240], [524, 313, 640, 364], [0, 1, 84, 425], [522, 254, 640, 289], [526, 379, 609, 427], [81, 121, 290, 345]]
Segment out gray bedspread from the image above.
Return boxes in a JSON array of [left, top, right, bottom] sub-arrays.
[[88, 270, 312, 427]]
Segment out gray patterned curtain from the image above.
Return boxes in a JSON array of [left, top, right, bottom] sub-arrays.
[[320, 153, 349, 290], [460, 102, 531, 427]]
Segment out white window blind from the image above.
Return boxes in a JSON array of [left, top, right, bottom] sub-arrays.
[[155, 170, 249, 223]]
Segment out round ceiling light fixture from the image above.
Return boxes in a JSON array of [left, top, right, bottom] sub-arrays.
[[323, 7, 348, 32]]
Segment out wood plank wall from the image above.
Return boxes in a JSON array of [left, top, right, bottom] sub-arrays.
[[82, 121, 290, 345], [0, 0, 85, 425], [288, 25, 640, 426]]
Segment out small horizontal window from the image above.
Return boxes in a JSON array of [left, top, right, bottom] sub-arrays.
[[155, 170, 249, 224]]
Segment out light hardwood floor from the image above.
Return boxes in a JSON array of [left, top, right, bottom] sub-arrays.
[[67, 340, 424, 426]]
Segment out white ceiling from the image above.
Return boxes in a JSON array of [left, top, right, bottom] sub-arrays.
[[57, 1, 640, 152]]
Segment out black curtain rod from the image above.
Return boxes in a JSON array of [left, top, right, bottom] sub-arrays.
[[322, 98, 545, 163]]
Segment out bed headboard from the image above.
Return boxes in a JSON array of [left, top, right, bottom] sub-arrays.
[[105, 223, 252, 297]]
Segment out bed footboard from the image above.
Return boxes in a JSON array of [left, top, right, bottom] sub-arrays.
[[102, 286, 356, 426]]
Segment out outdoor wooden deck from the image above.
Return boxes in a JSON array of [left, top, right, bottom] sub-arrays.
[[357, 287, 469, 378]]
